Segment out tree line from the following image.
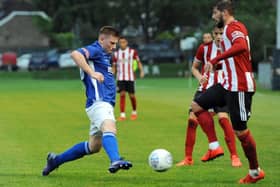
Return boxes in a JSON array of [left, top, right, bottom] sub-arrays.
[[32, 0, 276, 64]]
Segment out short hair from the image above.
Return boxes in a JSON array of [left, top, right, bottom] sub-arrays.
[[216, 0, 234, 15], [214, 23, 224, 29], [203, 32, 211, 36], [119, 36, 127, 40], [99, 26, 120, 37]]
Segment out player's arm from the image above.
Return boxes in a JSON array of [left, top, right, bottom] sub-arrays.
[[137, 60, 144, 78], [205, 29, 248, 73], [111, 53, 117, 75], [209, 37, 247, 65], [112, 63, 117, 75], [192, 60, 207, 85], [71, 50, 104, 82], [192, 44, 207, 84], [209, 27, 248, 65], [134, 50, 144, 78]]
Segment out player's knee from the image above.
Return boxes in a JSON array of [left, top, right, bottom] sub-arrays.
[[217, 112, 228, 119], [101, 120, 117, 134], [189, 112, 197, 120], [234, 129, 248, 137], [191, 101, 201, 113], [233, 122, 248, 137], [120, 91, 126, 97], [129, 93, 135, 98]]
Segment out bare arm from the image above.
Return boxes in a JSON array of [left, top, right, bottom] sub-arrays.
[[71, 50, 104, 82], [210, 38, 247, 65], [205, 38, 247, 73], [192, 60, 207, 85], [112, 62, 117, 75], [137, 60, 145, 78]]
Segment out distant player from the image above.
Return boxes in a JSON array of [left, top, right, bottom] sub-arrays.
[[202, 32, 213, 44], [176, 26, 242, 167], [42, 26, 132, 176], [191, 1, 265, 183], [112, 36, 144, 121]]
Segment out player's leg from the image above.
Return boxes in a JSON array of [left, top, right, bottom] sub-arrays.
[[54, 135, 102, 165], [42, 139, 96, 176], [42, 103, 106, 176], [177, 91, 202, 166], [216, 110, 242, 167], [226, 92, 264, 183], [101, 119, 120, 162], [128, 81, 137, 120], [101, 119, 132, 173], [176, 111, 198, 166], [93, 101, 132, 173], [191, 84, 226, 162], [184, 112, 198, 164], [118, 81, 126, 121]]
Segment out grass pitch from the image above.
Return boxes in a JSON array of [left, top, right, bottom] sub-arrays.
[[0, 77, 279, 187]]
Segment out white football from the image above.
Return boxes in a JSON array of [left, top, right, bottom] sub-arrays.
[[148, 149, 173, 172]]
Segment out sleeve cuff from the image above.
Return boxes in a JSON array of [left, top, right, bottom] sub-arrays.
[[77, 48, 90, 59]]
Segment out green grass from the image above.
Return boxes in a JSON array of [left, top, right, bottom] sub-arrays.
[[0, 77, 279, 187]]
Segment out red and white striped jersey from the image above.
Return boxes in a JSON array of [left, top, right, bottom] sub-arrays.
[[113, 47, 140, 81], [195, 41, 225, 92], [221, 20, 256, 92]]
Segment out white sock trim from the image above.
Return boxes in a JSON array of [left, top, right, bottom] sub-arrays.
[[103, 132, 115, 137], [84, 141, 91, 154], [209, 141, 220, 150], [249, 167, 261, 178], [131, 111, 137, 115], [120, 112, 126, 117]]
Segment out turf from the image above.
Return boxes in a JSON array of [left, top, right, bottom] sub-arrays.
[[0, 77, 279, 187]]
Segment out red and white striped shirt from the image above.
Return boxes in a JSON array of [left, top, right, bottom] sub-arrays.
[[195, 41, 225, 92], [221, 20, 256, 92], [113, 47, 140, 81]]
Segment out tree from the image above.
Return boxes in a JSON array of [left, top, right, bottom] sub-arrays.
[[31, 0, 276, 64], [234, 0, 276, 66]]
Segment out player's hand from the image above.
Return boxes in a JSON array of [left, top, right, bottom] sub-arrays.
[[199, 74, 208, 85], [140, 71, 145, 78], [204, 62, 213, 73], [92, 72, 104, 83]]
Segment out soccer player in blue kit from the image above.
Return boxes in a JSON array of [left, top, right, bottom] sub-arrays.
[[42, 26, 132, 176]]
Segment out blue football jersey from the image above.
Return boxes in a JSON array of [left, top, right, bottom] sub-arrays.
[[77, 41, 116, 108]]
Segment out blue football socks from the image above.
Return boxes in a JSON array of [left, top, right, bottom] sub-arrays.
[[55, 141, 91, 165], [54, 132, 121, 165], [102, 132, 121, 163]]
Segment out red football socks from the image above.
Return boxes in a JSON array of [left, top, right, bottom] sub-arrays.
[[195, 110, 218, 143], [237, 130, 259, 169], [120, 94, 126, 113], [185, 118, 199, 157], [130, 95, 137, 111], [219, 117, 238, 156]]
